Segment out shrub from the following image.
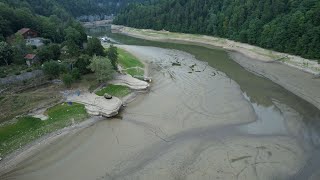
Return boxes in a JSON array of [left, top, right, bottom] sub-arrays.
[[0, 73, 7, 78], [75, 54, 92, 74], [61, 73, 74, 88], [106, 45, 118, 70], [43, 61, 61, 79], [26, 69, 32, 72], [71, 68, 81, 80], [14, 71, 21, 75], [43, 39, 51, 45], [37, 44, 61, 62], [86, 37, 105, 56], [88, 55, 115, 82], [59, 62, 69, 74]]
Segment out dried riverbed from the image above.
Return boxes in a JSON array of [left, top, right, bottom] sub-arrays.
[[1, 46, 318, 180]]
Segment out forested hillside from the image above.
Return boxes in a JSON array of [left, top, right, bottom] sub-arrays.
[[0, 0, 87, 68], [114, 0, 320, 59], [1, 0, 144, 18], [0, 0, 144, 39], [0, 1, 85, 42]]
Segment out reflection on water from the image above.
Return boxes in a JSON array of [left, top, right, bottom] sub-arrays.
[[239, 92, 287, 135]]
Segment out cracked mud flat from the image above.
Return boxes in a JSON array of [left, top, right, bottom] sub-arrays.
[[0, 46, 316, 180]]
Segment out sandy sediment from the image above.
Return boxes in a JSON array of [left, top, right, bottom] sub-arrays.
[[0, 116, 104, 177], [0, 46, 312, 180], [0, 72, 149, 176], [229, 52, 320, 110], [109, 74, 149, 90], [112, 25, 320, 110]]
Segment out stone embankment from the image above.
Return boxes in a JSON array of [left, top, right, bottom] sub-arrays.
[[67, 74, 149, 117]]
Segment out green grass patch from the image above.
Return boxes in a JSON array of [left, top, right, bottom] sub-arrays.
[[95, 84, 131, 97], [118, 48, 144, 76], [0, 85, 62, 123], [0, 103, 88, 157]]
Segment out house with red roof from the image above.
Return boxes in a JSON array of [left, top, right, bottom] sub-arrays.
[[24, 54, 39, 67]]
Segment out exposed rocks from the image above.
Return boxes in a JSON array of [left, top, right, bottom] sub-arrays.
[[133, 75, 152, 83], [64, 74, 150, 118], [66, 92, 122, 118], [109, 74, 149, 90], [103, 93, 112, 99], [172, 61, 181, 66]]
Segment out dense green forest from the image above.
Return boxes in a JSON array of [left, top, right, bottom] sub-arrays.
[[114, 0, 320, 59], [0, 0, 122, 87], [0, 0, 144, 18]]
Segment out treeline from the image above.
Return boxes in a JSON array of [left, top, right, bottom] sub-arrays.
[[0, 1, 88, 67], [0, 0, 120, 89], [0, 0, 144, 18], [114, 0, 320, 59], [0, 0, 70, 20], [0, 1, 85, 42], [55, 0, 146, 17]]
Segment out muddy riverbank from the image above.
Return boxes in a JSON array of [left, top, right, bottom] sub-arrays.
[[113, 25, 320, 111], [1, 46, 317, 180]]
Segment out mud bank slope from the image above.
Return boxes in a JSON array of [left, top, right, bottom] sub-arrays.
[[113, 25, 320, 110], [230, 52, 320, 111], [1, 46, 312, 180]]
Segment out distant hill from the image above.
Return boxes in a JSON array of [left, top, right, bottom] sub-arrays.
[[114, 0, 320, 60], [0, 0, 145, 39], [0, 0, 145, 18]]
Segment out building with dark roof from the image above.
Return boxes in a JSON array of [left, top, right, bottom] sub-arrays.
[[17, 28, 38, 39]]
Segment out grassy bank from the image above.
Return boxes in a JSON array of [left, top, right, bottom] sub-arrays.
[[118, 48, 144, 76], [95, 84, 130, 97], [0, 103, 88, 157], [0, 84, 62, 123]]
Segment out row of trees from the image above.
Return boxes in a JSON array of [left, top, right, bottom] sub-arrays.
[[0, 0, 144, 19], [43, 44, 119, 87], [114, 0, 320, 60]]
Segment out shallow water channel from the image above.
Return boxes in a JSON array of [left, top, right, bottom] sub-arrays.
[[2, 33, 320, 180], [110, 33, 320, 147]]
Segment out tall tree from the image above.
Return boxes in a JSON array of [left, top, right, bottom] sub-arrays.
[[106, 45, 118, 70], [88, 55, 115, 82], [86, 37, 105, 56], [0, 41, 13, 66]]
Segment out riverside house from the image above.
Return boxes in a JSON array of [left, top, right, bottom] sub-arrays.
[[24, 54, 39, 67]]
